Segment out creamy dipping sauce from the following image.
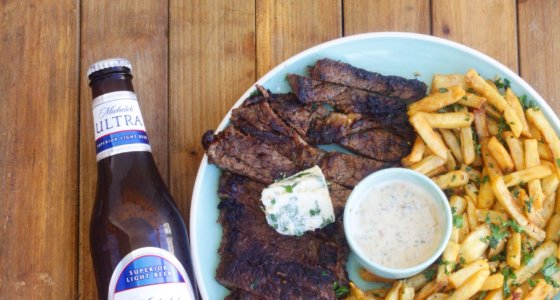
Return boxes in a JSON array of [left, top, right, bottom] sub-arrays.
[[348, 180, 444, 269]]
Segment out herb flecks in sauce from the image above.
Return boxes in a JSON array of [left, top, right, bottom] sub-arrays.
[[349, 180, 444, 269]]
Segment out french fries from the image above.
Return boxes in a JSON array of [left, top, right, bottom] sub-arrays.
[[507, 231, 521, 269], [525, 139, 544, 209], [410, 114, 448, 160], [417, 112, 474, 129], [505, 88, 531, 137], [526, 108, 560, 177], [432, 170, 469, 189], [503, 131, 525, 171], [348, 70, 560, 300], [487, 136, 514, 173], [408, 86, 466, 115], [465, 70, 522, 137]]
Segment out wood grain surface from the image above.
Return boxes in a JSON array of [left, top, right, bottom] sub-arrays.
[[0, 1, 78, 298], [1, 1, 559, 298]]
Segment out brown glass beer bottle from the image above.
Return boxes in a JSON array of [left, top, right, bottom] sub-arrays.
[[87, 58, 199, 300]]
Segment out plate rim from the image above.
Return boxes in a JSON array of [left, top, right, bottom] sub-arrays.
[[189, 31, 554, 299]]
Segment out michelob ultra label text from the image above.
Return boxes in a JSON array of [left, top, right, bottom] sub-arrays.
[[92, 91, 151, 161], [108, 247, 196, 300]]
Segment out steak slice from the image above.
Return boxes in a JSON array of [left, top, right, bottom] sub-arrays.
[[217, 173, 345, 277], [320, 152, 396, 188], [230, 97, 326, 169], [217, 173, 348, 299], [202, 127, 296, 184], [339, 129, 412, 161], [230, 100, 299, 158], [288, 74, 408, 126], [225, 289, 266, 300], [309, 58, 427, 101], [267, 93, 330, 137], [307, 112, 383, 144]]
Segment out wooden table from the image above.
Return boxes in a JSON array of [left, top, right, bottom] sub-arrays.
[[1, 0, 559, 298]]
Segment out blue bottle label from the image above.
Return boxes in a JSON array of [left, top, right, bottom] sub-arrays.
[[92, 91, 152, 161], [108, 247, 196, 300]]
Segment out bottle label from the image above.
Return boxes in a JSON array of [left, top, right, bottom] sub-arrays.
[[107, 247, 196, 300], [92, 91, 152, 161]]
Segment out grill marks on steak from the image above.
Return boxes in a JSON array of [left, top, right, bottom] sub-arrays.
[[309, 58, 427, 101], [230, 98, 326, 169], [288, 74, 409, 126], [217, 173, 348, 299], [321, 152, 397, 188], [266, 91, 412, 160], [202, 127, 296, 184], [339, 129, 412, 161]]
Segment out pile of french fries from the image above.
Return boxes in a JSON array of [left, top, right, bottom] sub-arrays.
[[346, 70, 560, 300]]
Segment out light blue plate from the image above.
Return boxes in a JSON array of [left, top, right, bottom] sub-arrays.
[[190, 32, 560, 299]]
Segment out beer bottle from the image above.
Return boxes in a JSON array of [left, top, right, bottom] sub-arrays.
[[87, 58, 199, 300]]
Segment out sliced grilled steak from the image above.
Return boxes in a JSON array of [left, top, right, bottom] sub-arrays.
[[225, 289, 266, 300], [320, 152, 396, 188], [307, 112, 383, 144], [231, 97, 326, 169], [267, 92, 330, 137], [217, 173, 348, 299], [202, 127, 296, 184], [288, 74, 408, 126], [309, 58, 427, 101], [328, 181, 352, 216], [230, 100, 300, 158], [339, 129, 412, 161]]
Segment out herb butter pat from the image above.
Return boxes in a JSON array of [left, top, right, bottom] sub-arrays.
[[261, 166, 334, 236]]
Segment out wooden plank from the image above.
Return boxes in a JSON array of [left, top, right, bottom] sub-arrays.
[[168, 0, 256, 219], [0, 0, 78, 298], [78, 1, 168, 298], [432, 0, 518, 72], [518, 0, 560, 114], [343, 0, 430, 35], [256, 0, 341, 77]]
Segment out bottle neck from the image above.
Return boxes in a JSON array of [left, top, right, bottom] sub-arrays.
[[90, 71, 154, 165]]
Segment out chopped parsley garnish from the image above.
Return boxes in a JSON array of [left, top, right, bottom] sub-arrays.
[[475, 143, 482, 155], [423, 268, 436, 281], [439, 87, 449, 93], [512, 189, 520, 199], [502, 266, 517, 297], [485, 223, 510, 249], [467, 88, 476, 93], [519, 94, 539, 110], [482, 175, 490, 184], [528, 278, 537, 288], [525, 197, 534, 213], [556, 158, 560, 168], [502, 219, 524, 233], [283, 182, 298, 193], [333, 282, 349, 298], [497, 117, 511, 136], [521, 242, 535, 265], [542, 256, 560, 288], [452, 211, 464, 228], [477, 291, 488, 300], [309, 208, 321, 216], [493, 76, 511, 90]]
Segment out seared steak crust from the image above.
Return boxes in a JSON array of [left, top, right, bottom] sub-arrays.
[[202, 127, 296, 184], [217, 173, 348, 299], [339, 129, 412, 161], [288, 74, 408, 126], [309, 58, 427, 101], [320, 152, 396, 188]]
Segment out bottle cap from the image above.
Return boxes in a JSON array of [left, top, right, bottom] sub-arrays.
[[87, 58, 132, 77]]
